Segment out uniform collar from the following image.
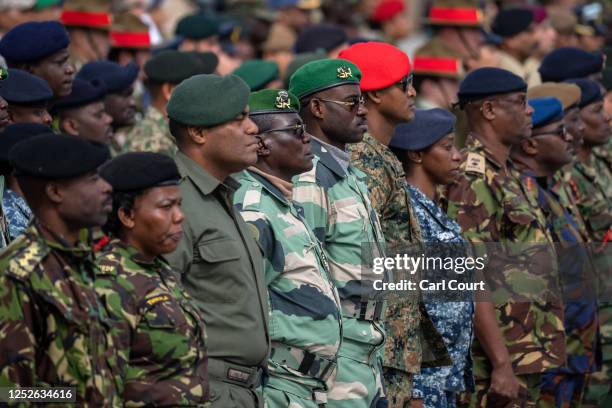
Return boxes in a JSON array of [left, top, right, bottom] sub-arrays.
[[408, 184, 462, 236], [108, 238, 165, 267], [465, 135, 512, 170], [310, 137, 348, 178], [247, 167, 293, 203], [175, 151, 240, 195]]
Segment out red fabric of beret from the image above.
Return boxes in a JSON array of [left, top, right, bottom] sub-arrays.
[[372, 0, 405, 23]]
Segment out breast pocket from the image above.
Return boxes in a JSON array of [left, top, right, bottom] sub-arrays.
[[192, 238, 245, 303]]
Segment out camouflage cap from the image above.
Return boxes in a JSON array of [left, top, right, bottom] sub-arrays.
[[110, 13, 151, 49], [249, 89, 300, 115], [527, 82, 581, 110], [233, 60, 279, 91], [288, 58, 361, 99]]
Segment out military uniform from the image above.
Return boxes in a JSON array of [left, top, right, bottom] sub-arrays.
[[123, 106, 176, 155], [0, 223, 122, 406], [445, 137, 566, 406], [234, 168, 342, 407], [95, 239, 209, 406]]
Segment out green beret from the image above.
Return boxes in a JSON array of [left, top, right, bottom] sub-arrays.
[[233, 60, 279, 91], [288, 58, 361, 99], [145, 50, 203, 84], [249, 89, 300, 115], [176, 14, 220, 39], [167, 74, 249, 127], [283, 50, 326, 88]]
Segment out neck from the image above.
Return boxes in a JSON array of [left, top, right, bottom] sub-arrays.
[[501, 44, 524, 63], [512, 154, 553, 177], [7, 175, 23, 196], [151, 97, 168, 116], [366, 108, 396, 146], [183, 148, 231, 181], [578, 144, 593, 164], [254, 162, 292, 182], [406, 168, 437, 200], [124, 235, 156, 262], [471, 130, 511, 169], [36, 212, 81, 246], [307, 124, 346, 150]]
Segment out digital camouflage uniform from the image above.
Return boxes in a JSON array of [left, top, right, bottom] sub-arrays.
[[349, 133, 450, 408], [570, 156, 612, 407], [2, 187, 32, 242], [292, 138, 387, 408], [111, 125, 133, 156], [0, 223, 122, 406], [94, 239, 210, 407], [234, 168, 342, 407], [518, 171, 600, 408], [123, 106, 177, 156], [445, 137, 566, 407]]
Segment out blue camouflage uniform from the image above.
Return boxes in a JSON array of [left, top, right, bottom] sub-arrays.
[[2, 186, 32, 242]]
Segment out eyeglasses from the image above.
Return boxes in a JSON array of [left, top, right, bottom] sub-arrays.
[[396, 74, 414, 93], [258, 123, 306, 138], [531, 126, 567, 139], [314, 95, 365, 113]]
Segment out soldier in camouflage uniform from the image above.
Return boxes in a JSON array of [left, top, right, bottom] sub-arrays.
[[289, 59, 388, 408], [445, 68, 566, 407], [96, 152, 209, 406], [339, 42, 450, 408], [233, 89, 342, 407], [0, 133, 122, 405], [511, 97, 600, 407]]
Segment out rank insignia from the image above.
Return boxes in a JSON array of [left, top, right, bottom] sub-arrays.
[[337, 66, 353, 79]]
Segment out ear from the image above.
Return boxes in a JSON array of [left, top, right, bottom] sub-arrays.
[[480, 100, 496, 120], [187, 126, 207, 145], [45, 182, 63, 204], [117, 206, 136, 230], [161, 83, 174, 101], [309, 98, 325, 120], [407, 150, 423, 164], [60, 116, 79, 135], [366, 90, 382, 105], [7, 108, 16, 124], [521, 137, 539, 156], [256, 136, 270, 157]]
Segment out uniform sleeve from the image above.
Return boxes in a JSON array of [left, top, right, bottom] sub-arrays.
[[238, 209, 285, 286], [292, 180, 330, 245], [350, 146, 394, 218], [0, 276, 38, 387]]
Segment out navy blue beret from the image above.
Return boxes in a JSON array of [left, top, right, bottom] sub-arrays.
[[529, 97, 563, 128], [539, 47, 604, 82], [0, 123, 53, 163], [52, 78, 108, 112], [0, 69, 53, 104], [458, 67, 527, 105], [491, 8, 533, 38], [295, 24, 348, 54], [77, 61, 138, 94], [0, 21, 69, 63], [100, 152, 181, 192], [389, 108, 456, 151], [563, 78, 603, 108], [10, 132, 110, 179]]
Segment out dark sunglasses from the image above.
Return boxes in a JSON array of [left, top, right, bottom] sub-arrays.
[[396, 74, 414, 93], [315, 95, 365, 113], [531, 126, 567, 139], [258, 123, 306, 138]]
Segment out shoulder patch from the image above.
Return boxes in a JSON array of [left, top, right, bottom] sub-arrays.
[[6, 238, 47, 280], [465, 152, 485, 175], [145, 293, 171, 307]]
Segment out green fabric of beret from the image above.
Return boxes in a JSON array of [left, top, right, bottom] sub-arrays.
[[288, 58, 361, 99], [176, 14, 220, 39], [145, 50, 203, 84], [249, 89, 300, 115], [167, 74, 250, 127], [233, 60, 279, 91]]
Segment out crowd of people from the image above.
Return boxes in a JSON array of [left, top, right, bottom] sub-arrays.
[[0, 0, 611, 407]]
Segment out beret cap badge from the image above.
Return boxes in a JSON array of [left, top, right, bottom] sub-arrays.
[[275, 90, 291, 109], [337, 66, 353, 79]]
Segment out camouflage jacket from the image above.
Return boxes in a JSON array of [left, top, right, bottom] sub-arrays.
[[111, 126, 132, 157], [95, 239, 209, 406], [2, 187, 32, 243], [445, 137, 566, 377], [234, 168, 342, 389], [519, 171, 600, 374], [0, 223, 122, 406], [349, 133, 450, 373], [123, 106, 176, 156], [292, 138, 386, 350]]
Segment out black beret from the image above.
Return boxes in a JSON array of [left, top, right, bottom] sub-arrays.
[[0, 21, 69, 63], [491, 8, 533, 38], [175, 14, 220, 39], [539, 47, 604, 82], [0, 68, 53, 104], [52, 78, 107, 112], [457, 67, 527, 106], [186, 51, 219, 75], [77, 61, 138, 94], [389, 108, 456, 151], [602, 68, 612, 91], [145, 50, 205, 84], [563, 78, 603, 108], [100, 152, 181, 192], [10, 132, 110, 179], [0, 123, 53, 163], [295, 24, 348, 54]]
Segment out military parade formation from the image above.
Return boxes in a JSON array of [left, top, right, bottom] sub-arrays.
[[0, 0, 611, 407]]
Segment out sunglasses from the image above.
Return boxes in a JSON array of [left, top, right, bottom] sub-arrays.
[[314, 95, 365, 113], [531, 126, 567, 139], [258, 123, 306, 138], [396, 74, 414, 93]]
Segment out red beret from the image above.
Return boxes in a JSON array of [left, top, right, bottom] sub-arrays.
[[372, 0, 405, 23], [338, 42, 411, 91]]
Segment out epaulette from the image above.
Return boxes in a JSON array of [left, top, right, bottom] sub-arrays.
[[464, 152, 486, 176], [95, 252, 120, 276], [4, 237, 48, 280], [294, 162, 317, 183], [240, 181, 264, 211]]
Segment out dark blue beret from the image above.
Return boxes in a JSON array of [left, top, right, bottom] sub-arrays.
[[0, 21, 69, 63], [52, 78, 108, 112], [77, 61, 138, 94], [389, 108, 456, 151], [100, 152, 181, 192], [10, 132, 110, 179], [491, 8, 533, 38], [0, 69, 53, 104], [563, 78, 603, 108], [539, 47, 604, 82], [529, 97, 563, 128], [458, 67, 527, 106], [0, 123, 53, 163], [295, 24, 348, 54]]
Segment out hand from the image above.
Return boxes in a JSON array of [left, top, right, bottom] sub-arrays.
[[488, 362, 520, 399]]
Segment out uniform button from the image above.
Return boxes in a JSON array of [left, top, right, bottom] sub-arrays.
[[362, 330, 368, 336], [252, 182, 260, 187]]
